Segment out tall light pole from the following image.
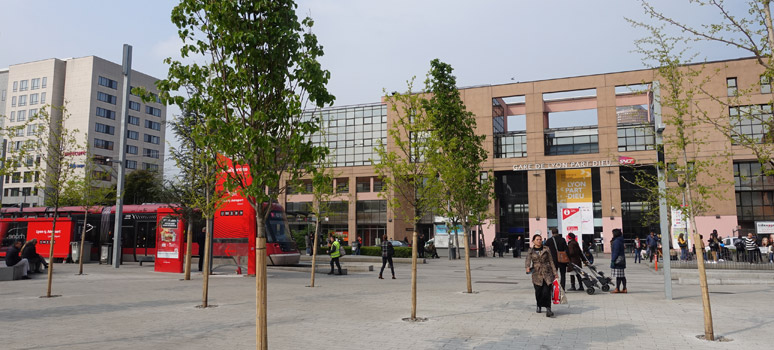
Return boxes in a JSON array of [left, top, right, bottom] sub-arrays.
[[653, 81, 673, 300], [112, 44, 132, 268]]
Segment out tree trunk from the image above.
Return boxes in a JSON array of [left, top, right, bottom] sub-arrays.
[[763, 1, 774, 64], [201, 218, 213, 307], [454, 225, 461, 260], [46, 211, 58, 297], [256, 213, 268, 350], [411, 223, 418, 320], [184, 219, 194, 280], [310, 221, 320, 287], [462, 223, 472, 293], [78, 208, 88, 275]]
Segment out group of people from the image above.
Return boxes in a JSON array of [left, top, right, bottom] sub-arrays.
[[491, 236, 525, 258], [3, 239, 48, 280], [525, 228, 628, 318]]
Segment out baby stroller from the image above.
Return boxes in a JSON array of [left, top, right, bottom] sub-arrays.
[[580, 253, 613, 292], [569, 262, 601, 295]]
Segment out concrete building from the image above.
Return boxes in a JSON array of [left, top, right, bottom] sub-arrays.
[[282, 57, 774, 253], [0, 56, 166, 207]]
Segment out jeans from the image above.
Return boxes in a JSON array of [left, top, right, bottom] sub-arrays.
[[634, 249, 641, 263], [329, 257, 342, 274], [379, 256, 394, 277], [557, 263, 567, 290], [680, 248, 687, 261]]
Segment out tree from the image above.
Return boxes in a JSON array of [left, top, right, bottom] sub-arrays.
[[374, 78, 442, 321], [24, 105, 82, 298], [123, 169, 163, 205], [634, 0, 774, 175], [628, 22, 730, 341], [424, 59, 494, 294], [60, 147, 116, 275], [159, 1, 334, 347], [303, 161, 336, 288]]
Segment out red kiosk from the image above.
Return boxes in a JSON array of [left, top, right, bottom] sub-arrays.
[[154, 208, 185, 273]]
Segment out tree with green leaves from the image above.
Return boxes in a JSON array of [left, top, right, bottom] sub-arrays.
[[301, 158, 337, 288], [628, 22, 730, 341], [424, 59, 494, 294], [158, 1, 334, 347], [123, 169, 163, 205], [374, 78, 442, 321], [633, 0, 774, 175], [60, 147, 116, 276]]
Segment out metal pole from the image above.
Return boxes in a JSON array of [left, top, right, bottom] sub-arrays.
[[112, 44, 132, 268], [0, 139, 6, 205], [653, 80, 672, 300]]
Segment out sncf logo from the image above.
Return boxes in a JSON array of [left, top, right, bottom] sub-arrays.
[[618, 156, 636, 165]]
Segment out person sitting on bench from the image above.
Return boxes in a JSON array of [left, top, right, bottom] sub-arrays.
[[21, 239, 48, 273], [5, 240, 31, 279]]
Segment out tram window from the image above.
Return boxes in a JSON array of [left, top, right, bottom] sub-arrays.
[[266, 219, 291, 243]]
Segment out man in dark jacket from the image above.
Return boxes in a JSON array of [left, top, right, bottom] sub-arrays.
[[21, 239, 47, 272], [513, 235, 523, 258], [5, 240, 31, 279], [646, 231, 658, 262], [546, 228, 568, 290]]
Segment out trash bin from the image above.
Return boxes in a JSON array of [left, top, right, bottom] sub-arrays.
[[449, 247, 457, 259], [71, 242, 92, 263], [100, 244, 112, 265]]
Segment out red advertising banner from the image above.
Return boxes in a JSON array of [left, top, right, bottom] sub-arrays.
[[155, 210, 184, 273], [28, 219, 74, 259]]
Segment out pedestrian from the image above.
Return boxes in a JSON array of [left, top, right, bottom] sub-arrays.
[[708, 231, 721, 263], [417, 234, 425, 258], [677, 234, 688, 261], [633, 236, 642, 264], [498, 239, 505, 258], [403, 237, 410, 247], [514, 235, 523, 258], [766, 237, 773, 263], [378, 234, 395, 279], [744, 233, 759, 264], [4, 240, 31, 279], [525, 234, 557, 317], [566, 232, 584, 292], [646, 231, 658, 263], [428, 241, 440, 258], [491, 239, 499, 258], [327, 235, 343, 275], [21, 239, 48, 273], [610, 228, 627, 293], [546, 228, 568, 290]]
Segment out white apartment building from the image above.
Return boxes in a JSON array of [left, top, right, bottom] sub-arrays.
[[0, 56, 166, 207]]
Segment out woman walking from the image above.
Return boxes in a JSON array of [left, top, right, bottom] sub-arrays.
[[379, 234, 395, 279], [525, 234, 557, 317], [610, 228, 627, 293]]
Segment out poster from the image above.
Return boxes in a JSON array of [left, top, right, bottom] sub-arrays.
[[556, 169, 593, 236], [156, 216, 180, 259], [756, 221, 774, 234]]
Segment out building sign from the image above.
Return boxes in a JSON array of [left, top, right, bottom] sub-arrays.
[[513, 159, 613, 171], [556, 169, 593, 236], [433, 224, 463, 248], [757, 221, 774, 234], [618, 156, 636, 165]]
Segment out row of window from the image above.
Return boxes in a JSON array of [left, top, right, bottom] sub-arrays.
[[9, 109, 39, 123], [3, 187, 38, 198], [4, 171, 40, 184], [12, 77, 47, 92], [10, 92, 46, 107], [727, 76, 772, 96], [95, 107, 161, 130]]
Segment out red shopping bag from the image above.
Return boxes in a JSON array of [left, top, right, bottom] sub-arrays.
[[552, 279, 561, 304]]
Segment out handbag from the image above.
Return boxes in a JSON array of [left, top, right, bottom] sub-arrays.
[[551, 238, 570, 264], [614, 255, 624, 266]]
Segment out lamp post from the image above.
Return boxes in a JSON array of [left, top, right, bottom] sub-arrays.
[[112, 44, 132, 268], [653, 80, 673, 300]]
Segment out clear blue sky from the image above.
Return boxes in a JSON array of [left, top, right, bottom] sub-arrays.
[[0, 0, 749, 176]]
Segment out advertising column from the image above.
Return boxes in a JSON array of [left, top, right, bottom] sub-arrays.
[[155, 212, 184, 273], [556, 169, 593, 239]]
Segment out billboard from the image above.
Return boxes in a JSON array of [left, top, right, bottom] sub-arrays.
[[556, 168, 593, 236]]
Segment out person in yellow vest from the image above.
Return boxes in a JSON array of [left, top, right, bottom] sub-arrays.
[[327, 235, 343, 275]]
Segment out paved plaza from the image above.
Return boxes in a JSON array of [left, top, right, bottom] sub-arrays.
[[0, 255, 770, 350]]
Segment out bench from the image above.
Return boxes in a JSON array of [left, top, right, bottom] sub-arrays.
[[0, 264, 26, 281], [138, 256, 155, 266]]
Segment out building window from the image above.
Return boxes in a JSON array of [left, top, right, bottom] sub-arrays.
[[42, 77, 47, 88], [144, 134, 160, 144], [23, 172, 33, 183], [1, 89, 5, 101], [11, 96, 16, 107], [97, 92, 117, 104], [98, 76, 118, 89], [95, 123, 115, 135], [10, 188, 19, 197], [129, 101, 141, 111], [92, 171, 111, 182], [356, 178, 371, 193], [126, 145, 138, 154], [22, 187, 32, 196], [19, 80, 28, 91], [373, 178, 384, 192], [40, 92, 46, 104], [617, 124, 655, 152], [730, 105, 774, 144], [30, 93, 38, 105], [544, 129, 599, 155], [10, 111, 15, 122], [494, 134, 527, 158], [308, 104, 387, 167], [145, 120, 161, 131], [31, 78, 40, 90], [18, 95, 27, 106], [94, 138, 114, 150], [12, 172, 21, 183], [128, 115, 140, 125], [146, 106, 161, 117], [28, 109, 37, 118], [734, 161, 774, 223], [762, 76, 772, 94], [27, 124, 37, 136], [727, 77, 738, 96], [143, 148, 160, 159], [15, 128, 24, 137], [126, 160, 137, 169], [96, 107, 116, 120], [336, 178, 349, 193], [13, 81, 18, 92], [143, 163, 159, 171], [16, 110, 26, 122], [127, 130, 139, 140]]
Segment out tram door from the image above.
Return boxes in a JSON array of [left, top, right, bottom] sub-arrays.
[[134, 221, 157, 256]]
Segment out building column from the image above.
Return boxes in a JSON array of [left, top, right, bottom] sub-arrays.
[[348, 177, 356, 245], [600, 166, 622, 253], [528, 169, 548, 245]]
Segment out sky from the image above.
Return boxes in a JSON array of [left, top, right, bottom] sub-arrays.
[[0, 0, 751, 178]]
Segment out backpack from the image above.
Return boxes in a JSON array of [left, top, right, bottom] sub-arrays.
[[387, 242, 395, 257], [338, 241, 346, 256]]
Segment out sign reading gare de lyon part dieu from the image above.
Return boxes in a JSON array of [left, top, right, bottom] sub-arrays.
[[510, 157, 635, 171]]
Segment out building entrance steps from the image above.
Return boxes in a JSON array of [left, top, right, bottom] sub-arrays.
[[300, 255, 425, 264]]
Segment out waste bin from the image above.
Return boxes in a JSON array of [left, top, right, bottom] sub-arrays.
[[449, 247, 457, 259], [100, 244, 112, 265], [71, 242, 92, 263]]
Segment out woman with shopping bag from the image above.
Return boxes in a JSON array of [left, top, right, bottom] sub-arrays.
[[525, 234, 558, 317]]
